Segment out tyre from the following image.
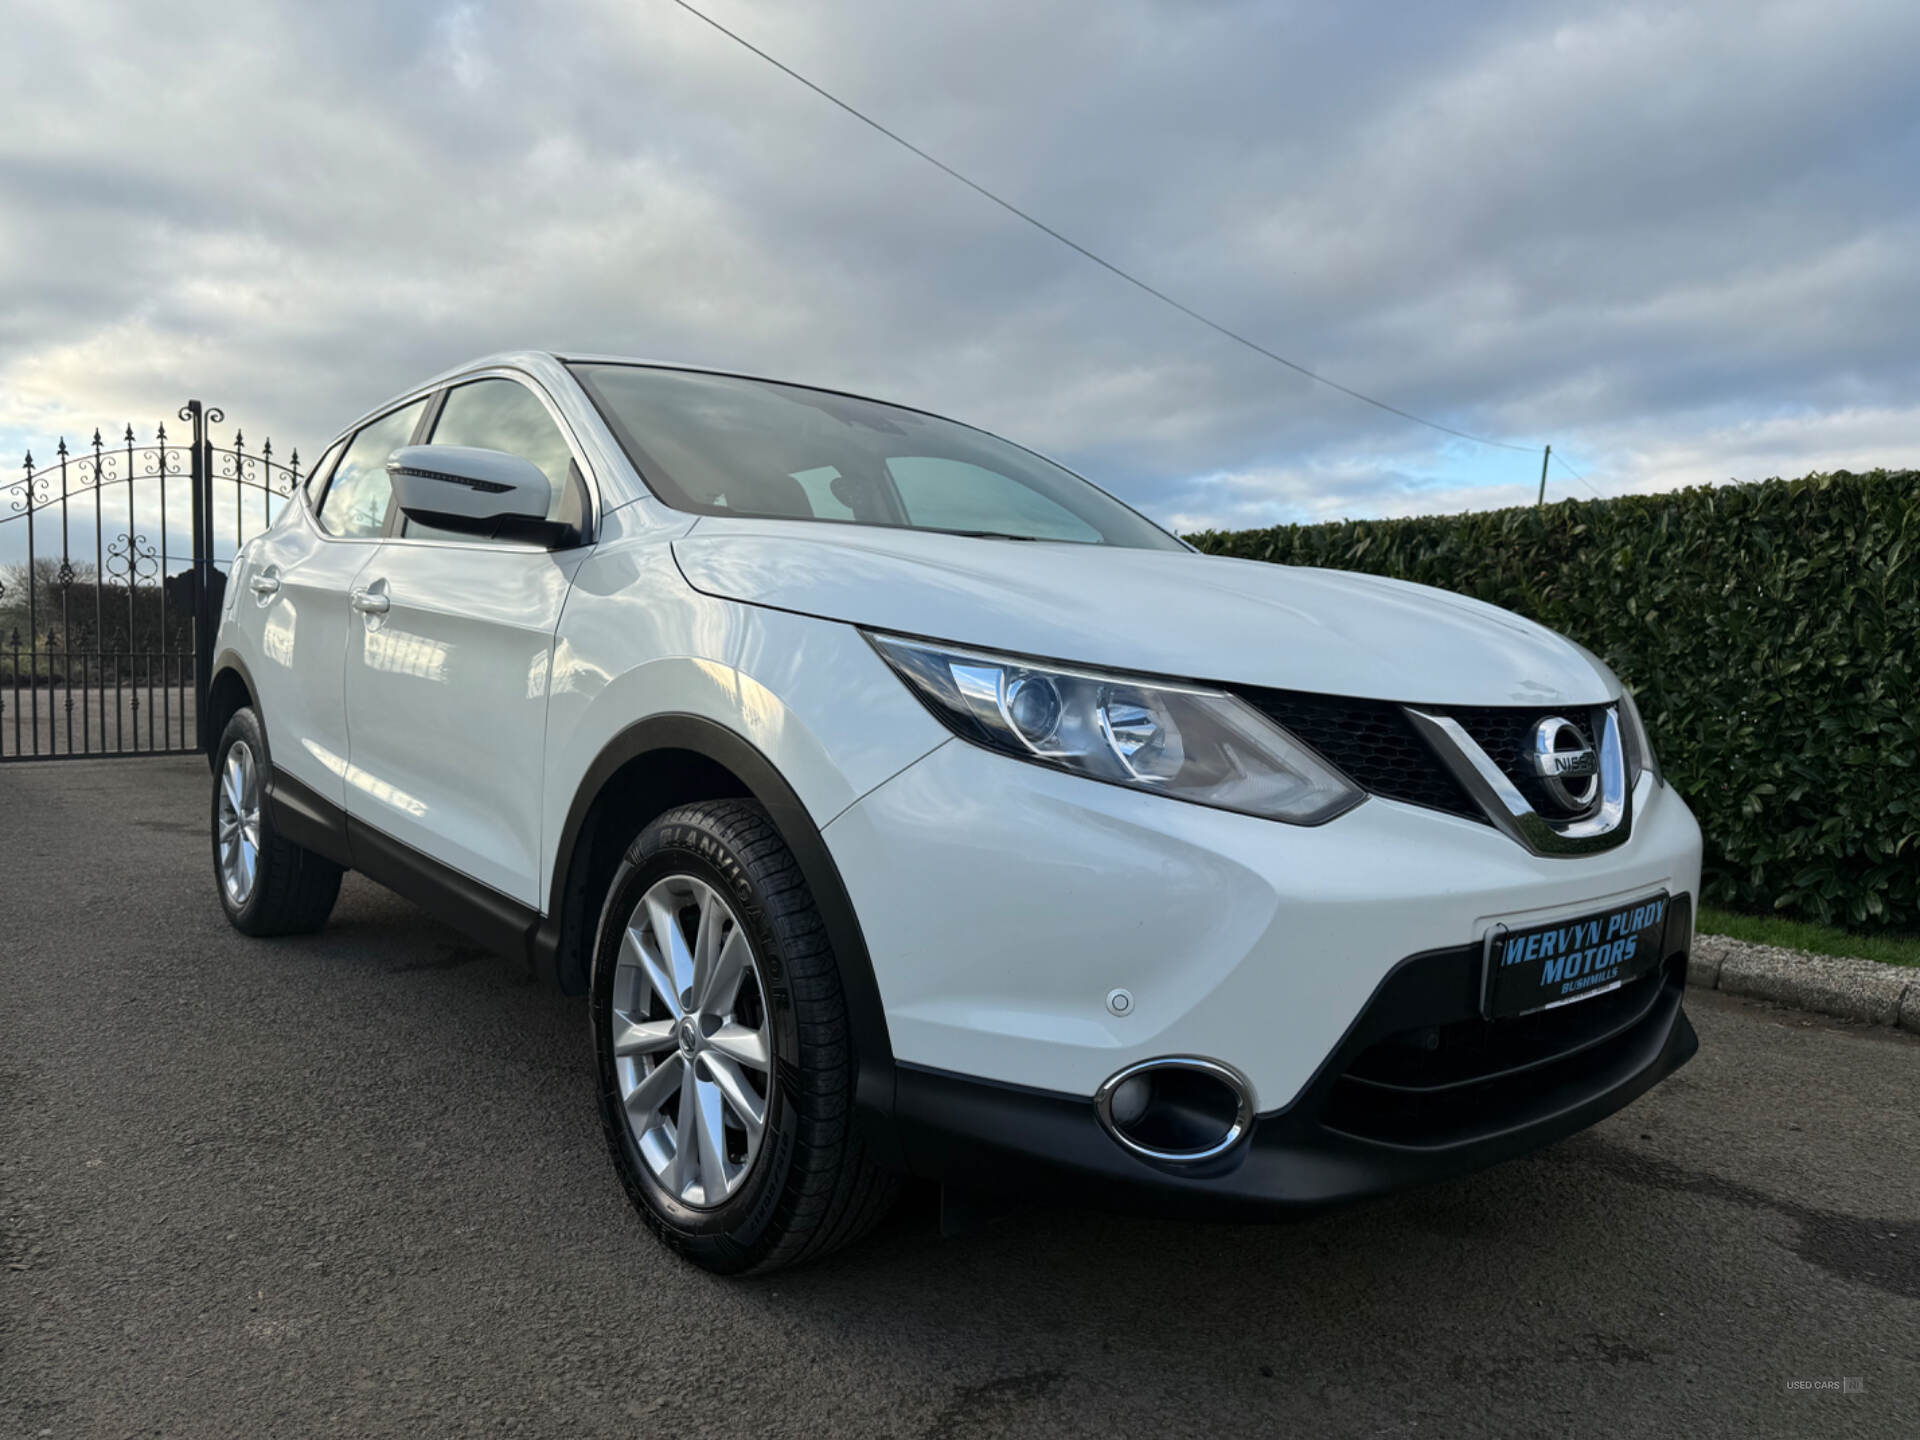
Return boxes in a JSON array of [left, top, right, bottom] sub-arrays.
[[211, 707, 343, 936], [590, 798, 900, 1274]]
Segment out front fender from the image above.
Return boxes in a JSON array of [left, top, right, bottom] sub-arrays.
[[537, 541, 947, 1146]]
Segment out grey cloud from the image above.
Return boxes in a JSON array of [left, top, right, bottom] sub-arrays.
[[1, 0, 1914, 533]]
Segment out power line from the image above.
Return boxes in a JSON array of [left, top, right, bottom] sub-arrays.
[[664, 0, 1541, 455], [1553, 450, 1604, 499]]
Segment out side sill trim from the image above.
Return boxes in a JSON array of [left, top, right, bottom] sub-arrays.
[[347, 819, 541, 962], [263, 764, 538, 962]]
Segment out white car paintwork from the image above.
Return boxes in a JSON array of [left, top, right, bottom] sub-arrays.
[[224, 505, 379, 807], [217, 349, 1702, 1121], [342, 537, 588, 905], [673, 517, 1609, 705], [538, 500, 951, 896]]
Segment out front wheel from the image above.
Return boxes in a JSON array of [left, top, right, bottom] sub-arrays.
[[211, 707, 343, 936], [590, 799, 899, 1274]]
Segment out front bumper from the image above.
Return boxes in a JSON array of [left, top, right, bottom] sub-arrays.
[[825, 736, 1705, 1110], [890, 902, 1698, 1216]]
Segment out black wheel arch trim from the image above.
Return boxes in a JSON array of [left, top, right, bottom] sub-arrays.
[[210, 649, 353, 870], [206, 649, 264, 772], [536, 712, 901, 1159], [266, 766, 353, 870]]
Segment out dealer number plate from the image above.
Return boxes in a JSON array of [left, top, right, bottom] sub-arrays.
[[1482, 892, 1670, 1020]]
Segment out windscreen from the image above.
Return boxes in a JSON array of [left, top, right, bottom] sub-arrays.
[[569, 363, 1185, 550]]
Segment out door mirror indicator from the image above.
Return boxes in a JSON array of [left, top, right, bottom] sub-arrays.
[[385, 445, 573, 546]]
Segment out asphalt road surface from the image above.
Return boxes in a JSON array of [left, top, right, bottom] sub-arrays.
[[3, 758, 1916, 1438]]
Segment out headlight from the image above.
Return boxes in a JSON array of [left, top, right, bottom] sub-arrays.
[[865, 632, 1363, 825], [1618, 687, 1661, 785]]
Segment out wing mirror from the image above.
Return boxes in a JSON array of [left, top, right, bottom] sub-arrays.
[[385, 445, 576, 547]]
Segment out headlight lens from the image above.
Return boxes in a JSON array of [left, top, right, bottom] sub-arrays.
[[1618, 687, 1661, 785], [866, 632, 1363, 824]]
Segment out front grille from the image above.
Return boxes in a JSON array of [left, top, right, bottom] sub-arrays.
[[1235, 687, 1617, 826], [1236, 689, 1480, 819], [1319, 955, 1685, 1149]]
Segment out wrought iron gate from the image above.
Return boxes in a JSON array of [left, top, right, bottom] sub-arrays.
[[0, 401, 302, 761]]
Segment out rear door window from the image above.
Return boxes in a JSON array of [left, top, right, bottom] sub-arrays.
[[304, 438, 348, 511]]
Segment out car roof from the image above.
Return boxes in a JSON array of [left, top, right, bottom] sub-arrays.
[[435, 350, 931, 418]]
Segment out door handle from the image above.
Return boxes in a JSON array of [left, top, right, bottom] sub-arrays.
[[249, 572, 281, 596], [350, 588, 390, 615]]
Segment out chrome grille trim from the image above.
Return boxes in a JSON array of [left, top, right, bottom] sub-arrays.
[[1402, 705, 1632, 856]]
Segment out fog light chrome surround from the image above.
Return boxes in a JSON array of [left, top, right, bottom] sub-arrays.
[[1094, 1056, 1254, 1164]]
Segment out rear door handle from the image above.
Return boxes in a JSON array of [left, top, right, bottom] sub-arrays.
[[350, 588, 390, 615]]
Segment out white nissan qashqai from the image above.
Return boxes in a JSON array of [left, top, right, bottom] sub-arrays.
[[209, 351, 1702, 1273]]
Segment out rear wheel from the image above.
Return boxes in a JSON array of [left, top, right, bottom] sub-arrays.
[[590, 798, 899, 1274], [211, 707, 343, 936]]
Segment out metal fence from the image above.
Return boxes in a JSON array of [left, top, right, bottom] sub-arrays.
[[0, 401, 301, 761]]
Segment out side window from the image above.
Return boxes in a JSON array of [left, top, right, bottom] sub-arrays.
[[317, 401, 428, 539], [886, 457, 1102, 542], [304, 438, 347, 511], [410, 378, 587, 542]]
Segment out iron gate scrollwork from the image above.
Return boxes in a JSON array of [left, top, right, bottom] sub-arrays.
[[0, 399, 302, 761]]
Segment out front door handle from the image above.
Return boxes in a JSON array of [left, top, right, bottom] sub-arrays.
[[350, 588, 390, 616], [249, 571, 281, 596]]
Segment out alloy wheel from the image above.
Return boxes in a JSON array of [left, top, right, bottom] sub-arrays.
[[217, 740, 261, 906], [611, 874, 773, 1208]]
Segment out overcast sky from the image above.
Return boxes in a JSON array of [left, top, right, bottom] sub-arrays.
[[3, 0, 1916, 535]]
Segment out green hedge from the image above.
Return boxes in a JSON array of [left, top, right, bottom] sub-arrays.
[[1187, 469, 1919, 932]]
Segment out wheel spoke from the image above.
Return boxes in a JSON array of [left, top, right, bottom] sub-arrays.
[[610, 1014, 677, 1058], [707, 1021, 769, 1072], [668, 1056, 702, 1198], [705, 1053, 766, 1135], [689, 886, 722, 1007], [692, 1075, 731, 1200], [644, 892, 697, 1003], [697, 926, 750, 1014], [623, 1052, 683, 1122], [621, 924, 683, 1020], [222, 760, 244, 815]]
